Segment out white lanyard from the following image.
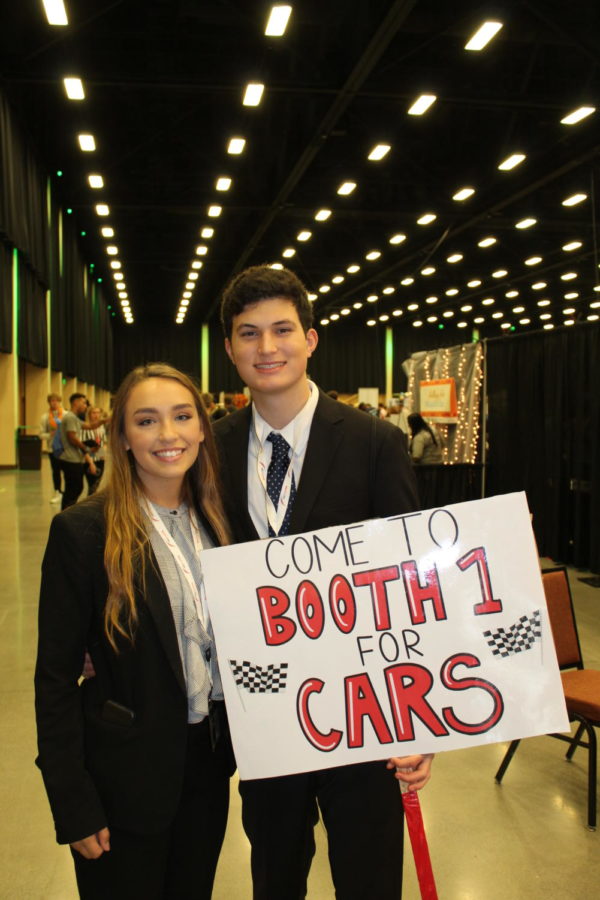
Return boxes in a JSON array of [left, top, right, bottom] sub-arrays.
[[141, 498, 208, 632], [256, 432, 295, 536]]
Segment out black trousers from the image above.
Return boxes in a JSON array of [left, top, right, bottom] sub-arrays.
[[61, 460, 85, 509], [72, 720, 231, 900], [240, 760, 404, 900], [48, 452, 62, 491]]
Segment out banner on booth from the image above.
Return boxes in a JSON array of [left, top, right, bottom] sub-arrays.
[[419, 377, 458, 422], [201, 492, 569, 780]]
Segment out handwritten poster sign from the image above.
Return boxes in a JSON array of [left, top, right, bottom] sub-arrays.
[[420, 377, 458, 422], [201, 493, 569, 780]]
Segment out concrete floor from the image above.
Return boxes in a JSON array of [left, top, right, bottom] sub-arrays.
[[1, 465, 598, 899]]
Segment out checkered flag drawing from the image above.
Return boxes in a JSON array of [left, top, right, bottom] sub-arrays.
[[483, 609, 542, 658], [229, 660, 288, 694]]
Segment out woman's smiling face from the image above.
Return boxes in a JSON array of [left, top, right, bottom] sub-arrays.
[[123, 377, 204, 500]]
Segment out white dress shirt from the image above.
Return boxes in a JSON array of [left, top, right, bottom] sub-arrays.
[[248, 381, 319, 538]]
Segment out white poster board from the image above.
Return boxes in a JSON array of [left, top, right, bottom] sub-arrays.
[[201, 493, 569, 780]]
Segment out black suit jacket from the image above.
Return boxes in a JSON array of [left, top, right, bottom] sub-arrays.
[[34, 496, 218, 845], [213, 391, 419, 542]]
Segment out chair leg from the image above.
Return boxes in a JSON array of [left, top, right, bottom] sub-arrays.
[[583, 720, 596, 830], [495, 739, 521, 783], [566, 721, 586, 761]]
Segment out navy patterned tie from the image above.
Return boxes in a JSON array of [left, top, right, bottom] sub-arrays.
[[266, 432, 296, 537]]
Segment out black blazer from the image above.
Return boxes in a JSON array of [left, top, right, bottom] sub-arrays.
[[213, 390, 420, 542], [34, 496, 218, 845]]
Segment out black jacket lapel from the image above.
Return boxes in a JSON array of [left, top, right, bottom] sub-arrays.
[[289, 392, 345, 534]]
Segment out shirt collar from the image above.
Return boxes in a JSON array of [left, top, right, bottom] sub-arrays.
[[252, 381, 319, 457]]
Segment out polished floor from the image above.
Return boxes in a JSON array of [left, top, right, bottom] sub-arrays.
[[1, 465, 598, 899]]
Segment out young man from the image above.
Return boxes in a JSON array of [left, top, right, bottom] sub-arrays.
[[59, 393, 97, 510], [214, 265, 433, 900]]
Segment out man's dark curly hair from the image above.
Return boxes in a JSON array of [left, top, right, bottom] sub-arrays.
[[220, 264, 314, 339]]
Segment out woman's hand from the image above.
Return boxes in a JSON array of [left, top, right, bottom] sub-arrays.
[[70, 827, 111, 859], [386, 753, 434, 791]]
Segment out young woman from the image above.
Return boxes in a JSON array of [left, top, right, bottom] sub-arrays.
[[407, 412, 444, 465], [35, 363, 234, 900]]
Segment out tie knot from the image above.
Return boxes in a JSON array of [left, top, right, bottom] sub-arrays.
[[267, 432, 291, 458]]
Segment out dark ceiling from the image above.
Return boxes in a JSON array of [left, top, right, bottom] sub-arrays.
[[1, 0, 599, 338]]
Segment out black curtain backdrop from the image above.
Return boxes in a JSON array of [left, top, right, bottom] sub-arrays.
[[18, 256, 47, 367], [113, 323, 201, 388], [0, 91, 48, 285], [486, 324, 600, 574], [0, 240, 12, 353]]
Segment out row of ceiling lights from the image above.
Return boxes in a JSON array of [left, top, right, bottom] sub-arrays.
[[174, 6, 293, 323], [44, 2, 134, 324], [172, 12, 540, 323]]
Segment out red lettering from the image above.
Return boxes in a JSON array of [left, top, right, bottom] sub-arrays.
[[297, 678, 343, 751], [352, 566, 400, 631], [384, 664, 449, 740], [329, 574, 356, 634], [401, 561, 447, 625], [256, 586, 296, 646], [440, 653, 504, 734], [295, 580, 324, 639], [456, 547, 503, 615], [344, 673, 394, 748]]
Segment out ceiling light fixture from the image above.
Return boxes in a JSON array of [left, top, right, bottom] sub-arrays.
[[560, 106, 595, 125], [242, 83, 264, 106], [368, 144, 391, 161], [315, 208, 331, 221], [515, 217, 536, 229], [464, 21, 503, 51], [78, 133, 96, 151], [400, 277, 414, 286], [365, 250, 381, 261], [562, 240, 582, 252], [389, 233, 406, 245], [207, 205, 222, 217], [478, 236, 496, 247], [63, 77, 84, 100], [347, 264, 360, 273], [195, 245, 208, 255], [447, 253, 463, 263], [101, 227, 114, 238], [524, 256, 542, 266], [88, 174, 104, 189], [227, 137, 246, 155], [216, 177, 232, 191], [408, 94, 437, 116], [498, 153, 526, 170], [282, 248, 296, 258], [42, 1, 68, 26], [95, 204, 109, 216], [337, 181, 356, 195], [297, 230, 312, 241], [265, 4, 292, 36], [562, 193, 587, 207], [201, 227, 214, 239], [452, 187, 475, 201], [417, 213, 436, 225]]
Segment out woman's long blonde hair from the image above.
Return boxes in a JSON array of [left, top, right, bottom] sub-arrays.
[[99, 363, 230, 649]]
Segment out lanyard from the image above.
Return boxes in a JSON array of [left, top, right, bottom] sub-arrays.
[[255, 430, 295, 536], [141, 498, 208, 633]]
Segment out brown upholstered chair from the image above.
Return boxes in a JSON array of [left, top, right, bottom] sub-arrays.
[[495, 566, 600, 830]]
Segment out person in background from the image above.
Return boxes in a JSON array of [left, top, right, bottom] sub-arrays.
[[214, 264, 433, 900], [81, 407, 107, 495], [201, 392, 217, 419], [59, 394, 97, 510], [40, 393, 64, 503], [35, 363, 234, 900], [387, 396, 410, 448], [408, 412, 444, 464]]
